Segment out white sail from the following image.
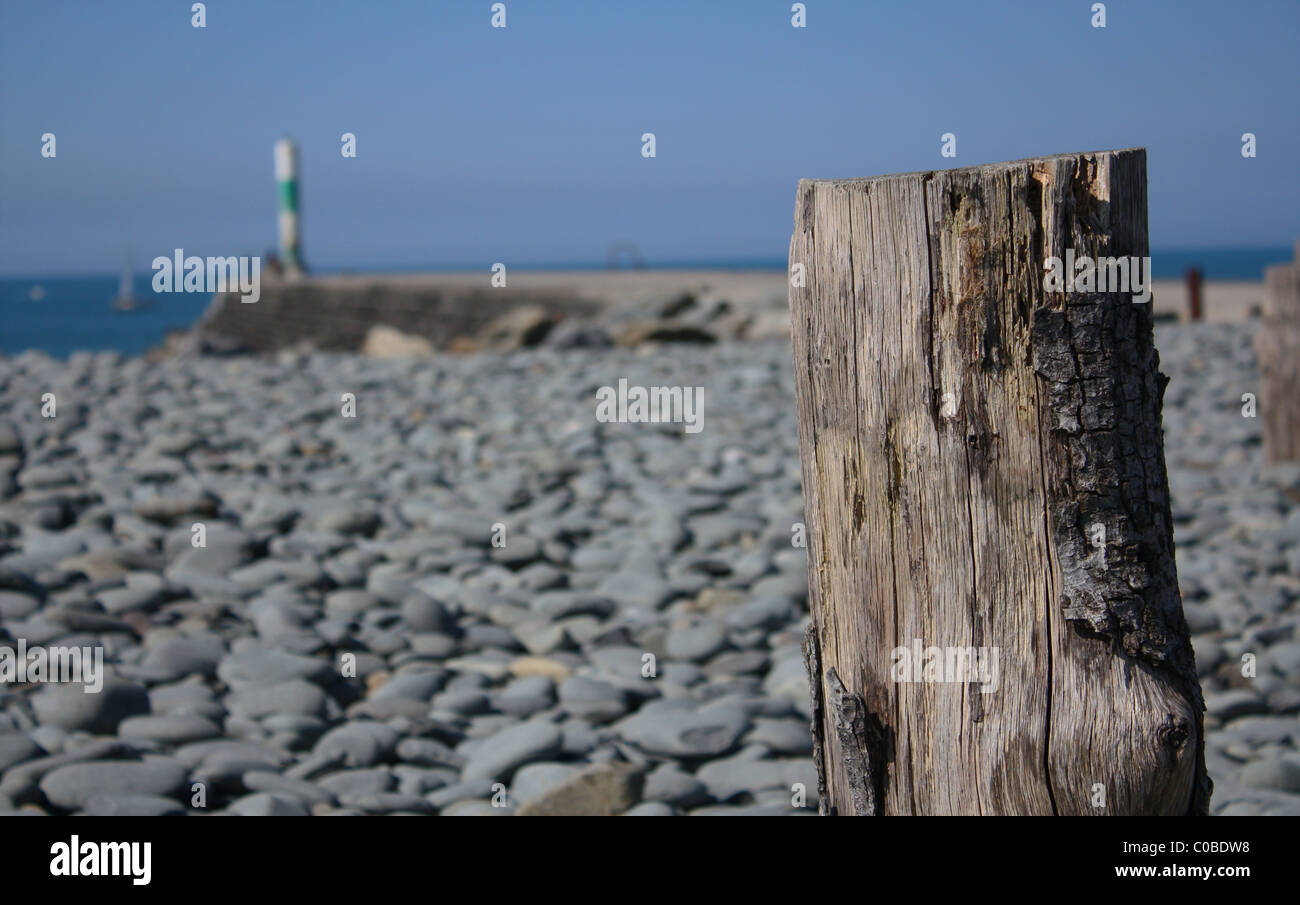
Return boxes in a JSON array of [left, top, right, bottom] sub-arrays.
[[112, 247, 147, 311]]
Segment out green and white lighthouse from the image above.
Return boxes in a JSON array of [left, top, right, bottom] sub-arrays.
[[274, 138, 304, 276]]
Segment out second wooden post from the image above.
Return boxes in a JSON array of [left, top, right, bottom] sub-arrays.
[[1257, 242, 1300, 463]]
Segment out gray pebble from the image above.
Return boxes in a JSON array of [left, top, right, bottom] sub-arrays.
[[1238, 758, 1300, 794], [80, 794, 188, 816], [0, 734, 43, 772], [225, 792, 310, 816], [32, 679, 150, 735], [40, 759, 189, 810], [613, 700, 750, 758], [118, 714, 223, 745], [459, 721, 563, 782]]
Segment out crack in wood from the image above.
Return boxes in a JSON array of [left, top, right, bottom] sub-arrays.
[[801, 623, 831, 815], [825, 666, 886, 816]]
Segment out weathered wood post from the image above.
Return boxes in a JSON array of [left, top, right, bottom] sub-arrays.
[[1257, 241, 1300, 463], [789, 148, 1210, 815]]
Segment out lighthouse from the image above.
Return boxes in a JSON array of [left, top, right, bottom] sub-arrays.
[[274, 138, 305, 277]]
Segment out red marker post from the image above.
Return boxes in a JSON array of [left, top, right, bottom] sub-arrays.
[[1187, 267, 1203, 321]]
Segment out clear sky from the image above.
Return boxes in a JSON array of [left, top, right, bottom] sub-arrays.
[[2, 0, 1297, 276]]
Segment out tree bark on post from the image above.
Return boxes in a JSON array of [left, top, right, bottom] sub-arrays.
[[789, 148, 1211, 815], [1257, 242, 1300, 463]]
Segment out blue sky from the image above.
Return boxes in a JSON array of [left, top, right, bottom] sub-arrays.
[[1, 0, 1297, 276]]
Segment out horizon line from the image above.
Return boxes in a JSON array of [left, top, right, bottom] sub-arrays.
[[2, 244, 1294, 282]]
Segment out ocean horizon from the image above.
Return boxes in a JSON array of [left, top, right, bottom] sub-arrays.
[[1, 246, 1292, 359]]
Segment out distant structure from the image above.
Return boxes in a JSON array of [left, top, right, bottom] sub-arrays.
[[274, 138, 305, 277], [606, 241, 646, 270], [1186, 267, 1203, 320]]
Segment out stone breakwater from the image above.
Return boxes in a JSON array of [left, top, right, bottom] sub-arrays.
[[0, 321, 1296, 816], [185, 271, 795, 358]]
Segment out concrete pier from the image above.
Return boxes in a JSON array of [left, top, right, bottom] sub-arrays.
[[193, 270, 789, 354]]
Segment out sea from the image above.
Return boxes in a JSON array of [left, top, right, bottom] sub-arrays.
[[1, 247, 1292, 359]]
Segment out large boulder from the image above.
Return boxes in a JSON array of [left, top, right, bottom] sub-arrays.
[[360, 325, 434, 358], [479, 305, 556, 351]]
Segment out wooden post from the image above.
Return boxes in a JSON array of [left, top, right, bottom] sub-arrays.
[[789, 148, 1210, 816], [1186, 267, 1202, 321], [1257, 242, 1300, 462]]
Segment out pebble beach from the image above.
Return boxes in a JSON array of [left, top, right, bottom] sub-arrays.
[[0, 318, 1297, 816]]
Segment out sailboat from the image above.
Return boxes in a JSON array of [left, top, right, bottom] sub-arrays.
[[111, 248, 152, 312]]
